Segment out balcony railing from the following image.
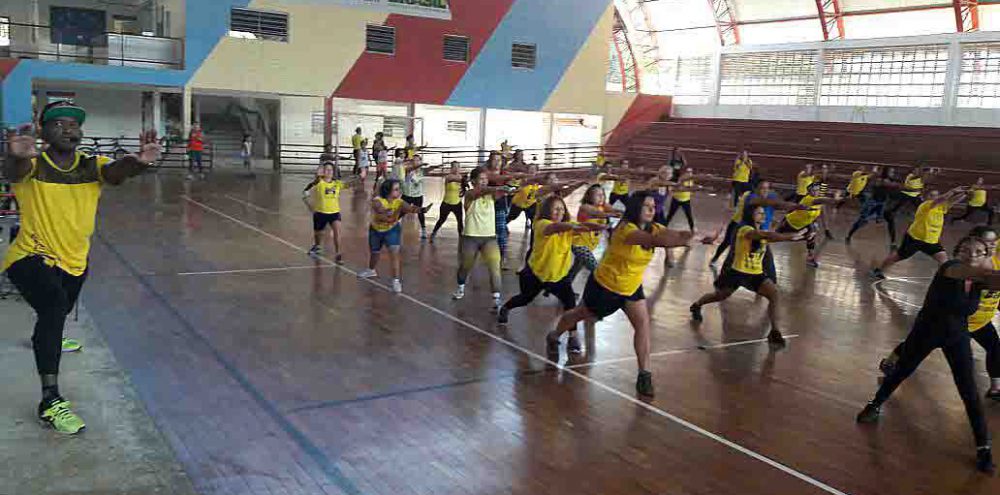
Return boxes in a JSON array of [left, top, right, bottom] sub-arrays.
[[0, 20, 183, 69]]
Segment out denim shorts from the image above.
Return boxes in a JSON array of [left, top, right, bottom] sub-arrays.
[[368, 223, 401, 252]]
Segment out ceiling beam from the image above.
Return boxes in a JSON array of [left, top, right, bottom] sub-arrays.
[[706, 0, 740, 46], [954, 0, 980, 32], [815, 0, 845, 41]]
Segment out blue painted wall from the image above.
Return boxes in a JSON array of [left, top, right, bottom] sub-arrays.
[[445, 0, 609, 111], [1, 0, 250, 124]]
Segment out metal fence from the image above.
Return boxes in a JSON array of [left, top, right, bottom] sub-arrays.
[[0, 20, 183, 69]]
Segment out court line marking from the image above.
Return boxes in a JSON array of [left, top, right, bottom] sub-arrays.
[[175, 264, 336, 276], [223, 194, 303, 219], [182, 194, 851, 495], [566, 335, 801, 369]]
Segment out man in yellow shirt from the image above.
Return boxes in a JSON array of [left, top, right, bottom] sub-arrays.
[[872, 186, 968, 279], [952, 177, 995, 225], [3, 100, 161, 434]]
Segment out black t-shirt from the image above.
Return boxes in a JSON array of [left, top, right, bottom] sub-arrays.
[[917, 260, 982, 332], [873, 177, 896, 202]]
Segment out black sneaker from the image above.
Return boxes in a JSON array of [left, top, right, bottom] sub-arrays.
[[636, 370, 654, 397], [870, 268, 886, 280], [690, 303, 703, 322], [986, 388, 1000, 402], [497, 306, 510, 324], [545, 332, 560, 357], [976, 447, 996, 474], [856, 402, 881, 423], [767, 330, 786, 347], [567, 335, 583, 355]]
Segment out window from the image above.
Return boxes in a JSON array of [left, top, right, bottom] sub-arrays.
[[820, 45, 948, 107], [512, 43, 537, 69], [311, 111, 326, 135], [383, 117, 408, 137], [366, 25, 396, 55], [664, 56, 714, 105], [446, 121, 468, 133], [443, 35, 469, 62], [719, 50, 819, 106], [957, 42, 1000, 109], [0, 16, 10, 47], [229, 8, 289, 42]]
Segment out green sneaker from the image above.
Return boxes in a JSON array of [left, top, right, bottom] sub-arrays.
[[61, 338, 82, 353], [39, 398, 86, 434]]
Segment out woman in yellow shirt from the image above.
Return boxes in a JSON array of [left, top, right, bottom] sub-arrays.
[[664, 167, 702, 232], [547, 192, 694, 397], [691, 205, 807, 346], [358, 178, 431, 293], [429, 161, 466, 242], [497, 195, 604, 325], [452, 166, 509, 310], [608, 159, 632, 207], [872, 186, 968, 279], [953, 177, 995, 225], [303, 160, 360, 262], [731, 150, 753, 206], [775, 182, 839, 268], [506, 164, 547, 226]]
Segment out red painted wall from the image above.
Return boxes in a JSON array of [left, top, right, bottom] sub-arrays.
[[334, 0, 515, 104], [604, 94, 672, 150], [0, 59, 20, 81]]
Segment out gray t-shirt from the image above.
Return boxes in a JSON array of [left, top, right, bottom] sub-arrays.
[[402, 167, 424, 197]]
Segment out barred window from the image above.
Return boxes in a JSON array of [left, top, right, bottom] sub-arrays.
[[311, 111, 325, 135], [383, 117, 408, 138], [668, 56, 714, 105], [820, 45, 948, 107], [957, 42, 1000, 109], [719, 50, 818, 106], [366, 25, 396, 55], [0, 16, 10, 47], [229, 8, 288, 42], [443, 35, 469, 63], [512, 43, 537, 69], [446, 121, 467, 133]]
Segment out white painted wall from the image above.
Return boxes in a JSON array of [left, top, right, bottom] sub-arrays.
[[414, 104, 481, 149], [280, 95, 323, 145], [37, 86, 144, 139]]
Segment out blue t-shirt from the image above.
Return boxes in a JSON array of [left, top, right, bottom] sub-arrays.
[[744, 191, 779, 230]]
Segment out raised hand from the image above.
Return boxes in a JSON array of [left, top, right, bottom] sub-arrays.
[[133, 129, 162, 163], [6, 125, 39, 160]]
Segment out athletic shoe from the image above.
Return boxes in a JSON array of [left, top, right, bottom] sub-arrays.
[[391, 279, 402, 294], [986, 388, 1000, 402], [689, 303, 703, 322], [497, 306, 509, 324], [636, 370, 654, 397], [491, 295, 502, 314], [767, 329, 786, 346], [38, 398, 85, 435], [806, 259, 820, 268], [357, 268, 377, 279], [824, 230, 835, 240], [61, 338, 82, 353], [870, 268, 886, 280], [977, 447, 996, 474], [708, 259, 718, 268], [451, 285, 465, 300], [545, 332, 561, 357], [879, 358, 897, 377], [334, 254, 343, 264], [665, 259, 675, 268], [428, 233, 436, 244], [308, 245, 321, 256], [420, 229, 427, 241], [856, 402, 881, 423], [567, 335, 583, 355], [185, 174, 193, 181]]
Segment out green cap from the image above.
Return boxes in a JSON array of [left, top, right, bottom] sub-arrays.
[[40, 102, 87, 126]]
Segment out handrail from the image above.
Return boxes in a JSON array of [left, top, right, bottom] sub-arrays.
[[0, 19, 184, 42]]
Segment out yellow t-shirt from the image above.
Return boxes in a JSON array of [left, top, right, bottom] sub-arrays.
[[907, 200, 948, 244], [784, 195, 822, 230], [351, 134, 363, 150], [2, 152, 113, 276], [731, 191, 750, 223], [572, 206, 608, 250], [731, 225, 768, 275], [528, 219, 575, 282], [594, 222, 663, 296], [443, 180, 462, 205], [847, 171, 870, 196], [311, 179, 343, 214], [673, 179, 694, 203], [732, 158, 751, 183], [902, 174, 923, 198], [371, 197, 404, 232], [612, 179, 629, 196], [969, 187, 987, 208], [969, 256, 1000, 332], [595, 155, 606, 168], [795, 172, 815, 196], [464, 195, 495, 237], [512, 184, 542, 209]]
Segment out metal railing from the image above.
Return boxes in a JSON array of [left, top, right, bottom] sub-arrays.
[[277, 142, 605, 174], [0, 20, 183, 69], [0, 135, 213, 172]]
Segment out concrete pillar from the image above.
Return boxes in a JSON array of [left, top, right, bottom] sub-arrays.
[[942, 40, 962, 126], [152, 90, 163, 136], [477, 107, 488, 164], [181, 85, 192, 134], [812, 47, 825, 121]]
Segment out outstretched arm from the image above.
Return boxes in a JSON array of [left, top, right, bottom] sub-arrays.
[[3, 126, 37, 182], [943, 263, 1000, 289], [747, 229, 804, 243], [623, 228, 693, 249], [102, 130, 161, 185]]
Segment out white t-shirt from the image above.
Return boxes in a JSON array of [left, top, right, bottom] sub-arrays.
[[402, 167, 424, 197]]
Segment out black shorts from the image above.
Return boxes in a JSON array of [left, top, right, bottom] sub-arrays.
[[897, 233, 944, 261], [313, 212, 341, 231], [714, 268, 768, 293], [581, 274, 644, 319]]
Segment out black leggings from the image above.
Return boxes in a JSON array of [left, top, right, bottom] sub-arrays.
[[502, 268, 576, 312], [507, 203, 536, 225], [402, 195, 426, 230], [711, 221, 740, 263], [877, 320, 989, 448], [665, 199, 694, 231], [732, 181, 751, 206], [6, 256, 87, 376], [971, 323, 1000, 379], [883, 194, 920, 244], [431, 202, 463, 236], [954, 205, 995, 225]]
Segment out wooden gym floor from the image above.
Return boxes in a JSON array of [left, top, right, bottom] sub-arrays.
[[71, 171, 999, 495]]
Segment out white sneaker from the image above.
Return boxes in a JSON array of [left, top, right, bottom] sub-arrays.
[[358, 268, 377, 278], [392, 279, 403, 293], [308, 245, 321, 256], [492, 294, 502, 314], [452, 285, 465, 300], [185, 174, 194, 180]]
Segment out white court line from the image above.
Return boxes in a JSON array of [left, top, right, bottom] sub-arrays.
[[566, 335, 801, 370], [180, 194, 850, 495], [176, 264, 335, 276], [871, 279, 922, 309], [223, 194, 303, 219]]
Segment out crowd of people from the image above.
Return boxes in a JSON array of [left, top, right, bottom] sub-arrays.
[[4, 107, 1000, 475]]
